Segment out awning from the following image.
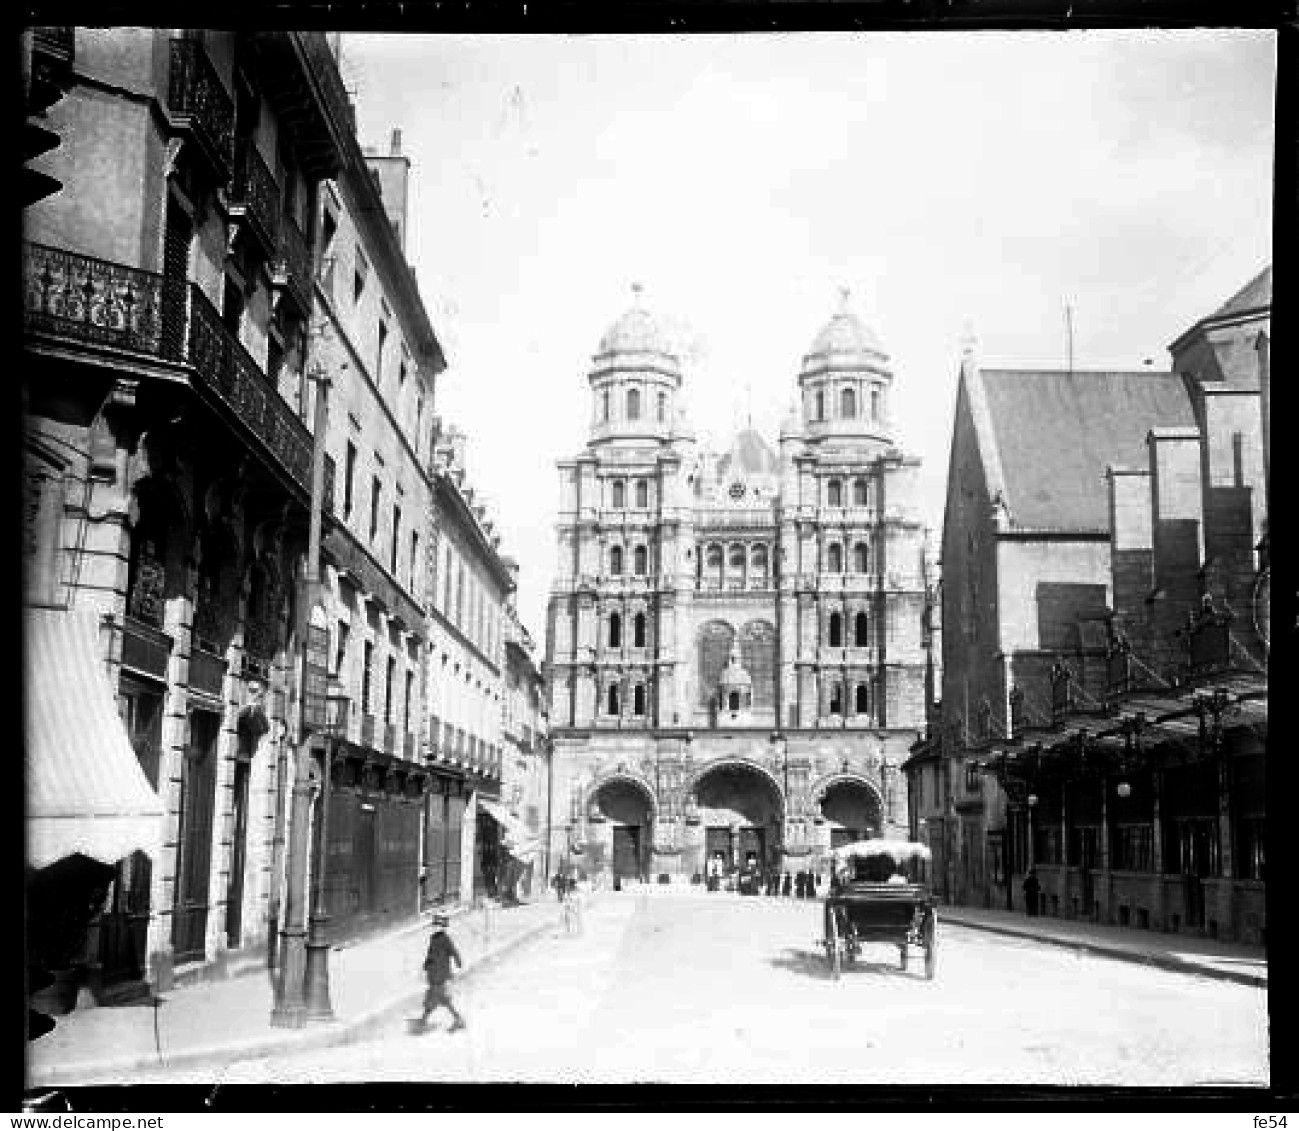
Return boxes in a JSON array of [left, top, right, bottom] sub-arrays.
[[25, 609, 165, 870], [478, 798, 542, 863]]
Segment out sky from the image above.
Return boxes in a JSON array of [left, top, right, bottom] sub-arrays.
[[341, 30, 1275, 643]]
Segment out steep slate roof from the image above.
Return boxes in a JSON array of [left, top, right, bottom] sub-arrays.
[[1210, 266, 1272, 320], [977, 369, 1194, 532]]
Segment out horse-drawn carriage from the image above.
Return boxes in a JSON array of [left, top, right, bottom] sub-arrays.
[[819, 839, 938, 980]]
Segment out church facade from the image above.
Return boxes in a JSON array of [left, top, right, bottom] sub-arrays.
[[543, 290, 935, 884]]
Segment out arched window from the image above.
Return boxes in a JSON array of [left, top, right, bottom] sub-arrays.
[[827, 479, 842, 507], [610, 545, 624, 575], [633, 612, 646, 648], [608, 612, 622, 649], [871, 388, 880, 420], [829, 683, 843, 715], [657, 393, 666, 422], [728, 544, 746, 586], [815, 390, 825, 421], [633, 684, 646, 716], [728, 690, 741, 712], [853, 542, 869, 574], [853, 478, 868, 506], [627, 388, 640, 420], [829, 611, 843, 647], [607, 684, 620, 715], [633, 545, 648, 575], [750, 544, 768, 586], [611, 480, 625, 509], [635, 479, 648, 508], [706, 544, 723, 588], [827, 543, 843, 573], [854, 611, 869, 647], [841, 387, 856, 417], [855, 683, 870, 715]]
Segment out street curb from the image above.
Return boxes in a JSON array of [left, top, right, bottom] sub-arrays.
[[943, 914, 1268, 989], [27, 911, 559, 1086]]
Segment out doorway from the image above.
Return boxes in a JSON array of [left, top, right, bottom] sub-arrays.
[[613, 826, 642, 883], [172, 710, 220, 964]]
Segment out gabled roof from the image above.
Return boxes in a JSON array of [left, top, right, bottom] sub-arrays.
[[1210, 266, 1271, 320], [974, 369, 1194, 532]]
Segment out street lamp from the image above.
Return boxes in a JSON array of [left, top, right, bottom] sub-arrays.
[[303, 676, 347, 1021], [1026, 793, 1039, 873], [1116, 781, 1132, 799]]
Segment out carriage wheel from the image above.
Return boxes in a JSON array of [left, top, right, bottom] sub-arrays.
[[825, 906, 842, 980], [924, 910, 938, 981]]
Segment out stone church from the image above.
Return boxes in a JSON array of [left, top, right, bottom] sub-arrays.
[[543, 288, 935, 884]]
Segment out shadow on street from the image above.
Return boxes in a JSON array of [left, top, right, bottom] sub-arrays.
[[767, 946, 921, 981]]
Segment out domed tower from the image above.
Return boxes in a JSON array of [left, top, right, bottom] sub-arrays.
[[799, 288, 893, 450], [589, 283, 681, 447]]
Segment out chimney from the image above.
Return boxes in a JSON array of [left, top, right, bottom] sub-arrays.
[[390, 128, 402, 156]]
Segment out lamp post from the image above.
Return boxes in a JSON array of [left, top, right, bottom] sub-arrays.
[[1026, 793, 1039, 873], [303, 676, 347, 1021], [271, 361, 331, 1029]]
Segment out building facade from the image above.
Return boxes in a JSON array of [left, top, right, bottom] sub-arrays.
[[914, 269, 1268, 943], [424, 427, 512, 906], [23, 28, 354, 994], [544, 290, 931, 885]]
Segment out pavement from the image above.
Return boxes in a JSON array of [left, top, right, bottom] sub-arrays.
[[937, 902, 1268, 988], [25, 895, 564, 1089], [25, 885, 1268, 1088]]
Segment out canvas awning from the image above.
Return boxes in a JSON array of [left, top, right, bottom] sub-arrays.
[[25, 609, 165, 870], [478, 798, 542, 863]]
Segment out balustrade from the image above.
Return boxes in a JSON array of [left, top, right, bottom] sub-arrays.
[[276, 214, 314, 314], [167, 39, 235, 180], [232, 141, 281, 254]]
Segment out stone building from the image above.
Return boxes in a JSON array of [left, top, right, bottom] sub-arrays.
[[23, 29, 355, 995], [424, 427, 512, 905], [916, 268, 1268, 943], [544, 289, 932, 885]]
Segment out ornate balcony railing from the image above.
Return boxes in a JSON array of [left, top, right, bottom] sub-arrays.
[[275, 214, 313, 315], [167, 39, 235, 182], [231, 141, 280, 255], [25, 242, 313, 498]]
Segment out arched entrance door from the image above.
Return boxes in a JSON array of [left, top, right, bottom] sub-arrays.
[[693, 762, 784, 877], [820, 778, 883, 848], [592, 778, 654, 885]]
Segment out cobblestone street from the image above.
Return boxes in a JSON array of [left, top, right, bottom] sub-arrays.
[[126, 894, 1269, 1087]]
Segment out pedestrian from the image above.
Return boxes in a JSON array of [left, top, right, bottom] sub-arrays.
[[782, 871, 792, 898], [417, 913, 466, 1033], [1022, 869, 1041, 918]]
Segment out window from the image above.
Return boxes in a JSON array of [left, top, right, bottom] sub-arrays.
[[369, 476, 381, 541], [841, 387, 856, 417], [377, 319, 388, 385], [610, 545, 624, 575], [608, 613, 622, 649], [854, 611, 869, 647], [627, 388, 640, 420], [635, 479, 648, 508], [853, 542, 869, 574], [362, 640, 374, 713], [390, 504, 401, 573], [222, 276, 244, 337], [416, 393, 424, 454], [602, 390, 610, 422], [404, 669, 415, 730], [633, 545, 648, 575], [353, 248, 369, 304], [333, 620, 350, 676], [829, 611, 843, 647], [409, 531, 420, 591], [855, 683, 870, 714], [657, 393, 666, 421], [829, 684, 843, 715], [607, 684, 620, 716], [612, 480, 625, 509], [320, 209, 338, 291], [871, 388, 880, 420], [827, 479, 842, 507], [633, 684, 646, 716], [633, 612, 646, 648], [399, 346, 409, 387], [853, 478, 868, 507], [384, 656, 396, 722], [343, 442, 357, 518], [827, 543, 843, 573], [815, 390, 825, 422]]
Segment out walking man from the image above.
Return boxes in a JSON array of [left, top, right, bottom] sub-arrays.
[[417, 913, 466, 1033]]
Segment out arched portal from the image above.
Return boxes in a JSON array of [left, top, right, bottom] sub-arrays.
[[692, 761, 784, 875], [818, 777, 883, 848], [590, 776, 654, 885]]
